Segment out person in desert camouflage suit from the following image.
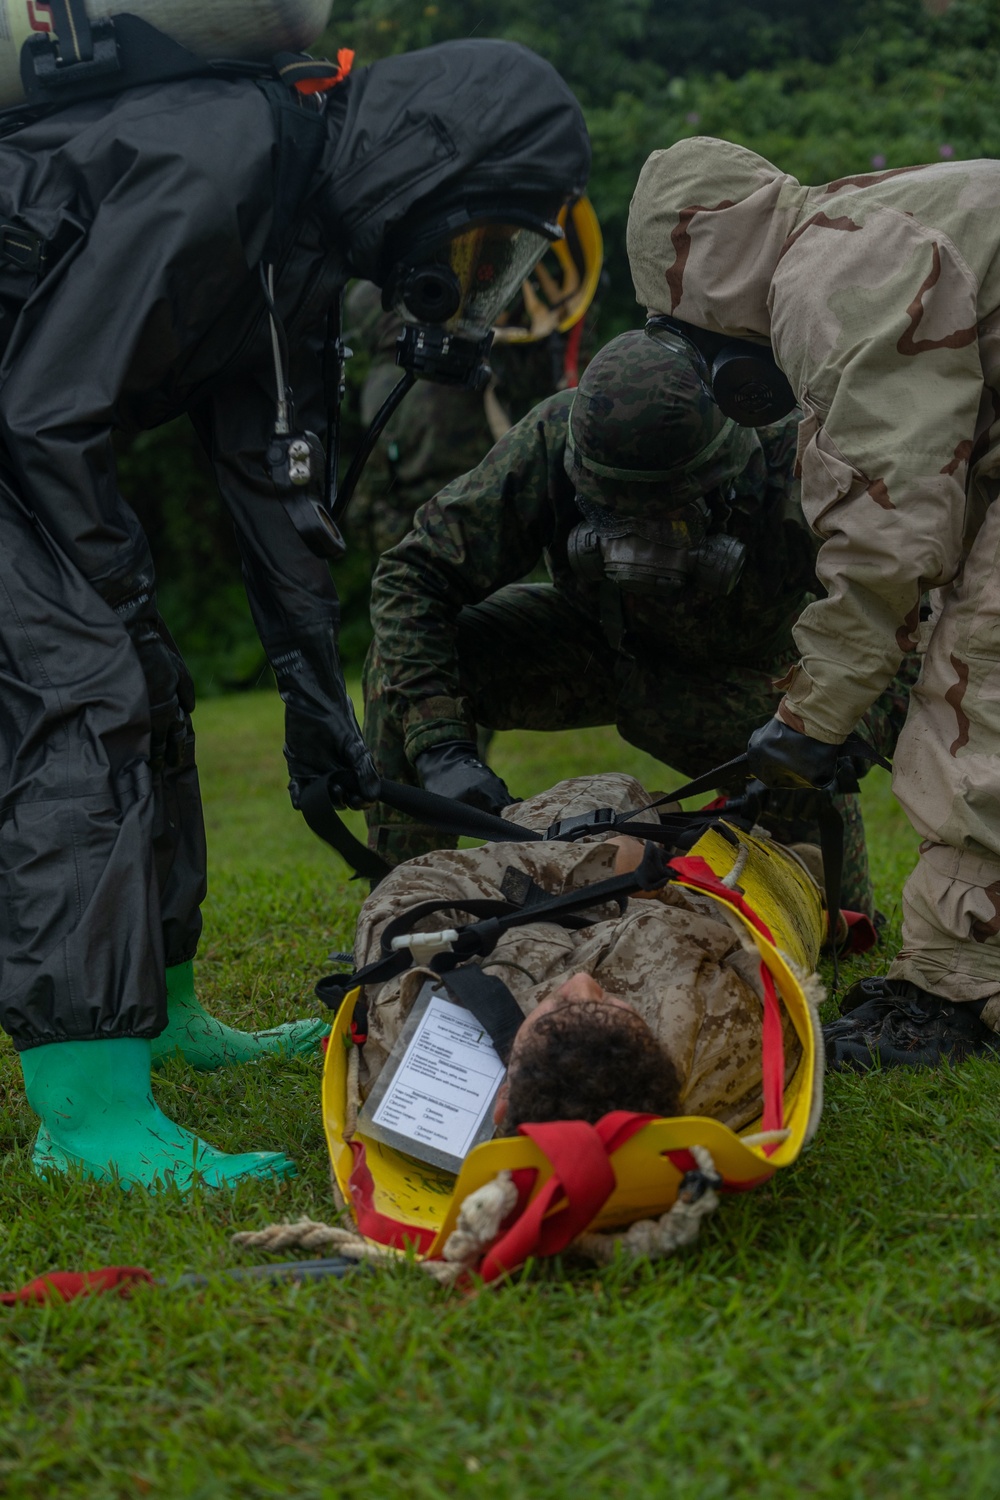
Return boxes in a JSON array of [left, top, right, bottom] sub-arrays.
[[627, 137, 1000, 1068], [363, 328, 916, 912], [353, 773, 823, 1137]]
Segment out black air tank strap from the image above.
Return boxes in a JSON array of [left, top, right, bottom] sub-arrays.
[[48, 0, 95, 63]]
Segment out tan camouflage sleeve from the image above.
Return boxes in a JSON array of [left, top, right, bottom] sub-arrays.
[[771, 225, 984, 742]]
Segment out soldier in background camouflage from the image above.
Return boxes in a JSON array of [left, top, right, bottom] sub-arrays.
[[344, 280, 566, 556], [627, 138, 1000, 1065], [364, 329, 916, 912]]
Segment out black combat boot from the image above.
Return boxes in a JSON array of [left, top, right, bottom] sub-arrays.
[[823, 977, 1000, 1072]]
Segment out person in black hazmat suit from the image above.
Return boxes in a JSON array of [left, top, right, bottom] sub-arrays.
[[0, 37, 590, 1189]]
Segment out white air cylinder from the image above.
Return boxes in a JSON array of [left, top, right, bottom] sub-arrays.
[[0, 0, 333, 108]]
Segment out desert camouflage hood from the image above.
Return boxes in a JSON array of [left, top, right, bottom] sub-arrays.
[[627, 137, 807, 340]]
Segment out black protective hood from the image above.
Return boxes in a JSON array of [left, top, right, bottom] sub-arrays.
[[319, 39, 591, 280]]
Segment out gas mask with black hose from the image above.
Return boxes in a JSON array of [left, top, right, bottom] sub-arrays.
[[382, 205, 563, 387], [262, 206, 565, 561]]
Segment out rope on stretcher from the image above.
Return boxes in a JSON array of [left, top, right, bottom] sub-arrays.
[[233, 997, 726, 1284], [231, 1145, 723, 1285]]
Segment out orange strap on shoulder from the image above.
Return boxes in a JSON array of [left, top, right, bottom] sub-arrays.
[[294, 47, 355, 96]]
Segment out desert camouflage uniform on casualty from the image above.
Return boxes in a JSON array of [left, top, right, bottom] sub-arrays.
[[364, 329, 916, 907], [628, 138, 1000, 1061], [344, 280, 564, 555], [353, 774, 818, 1132]]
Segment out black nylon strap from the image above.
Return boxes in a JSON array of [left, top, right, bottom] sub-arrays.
[[378, 896, 520, 956], [636, 753, 751, 810], [296, 777, 391, 883], [49, 0, 94, 63], [817, 796, 845, 992], [301, 759, 747, 879], [381, 779, 541, 842], [255, 77, 329, 263], [440, 966, 524, 1063], [315, 841, 675, 1008]]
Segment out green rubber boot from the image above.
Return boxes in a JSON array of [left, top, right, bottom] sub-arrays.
[[21, 1038, 296, 1190], [150, 961, 329, 1072]]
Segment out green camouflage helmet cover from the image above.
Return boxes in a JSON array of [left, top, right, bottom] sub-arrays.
[[565, 327, 760, 514]]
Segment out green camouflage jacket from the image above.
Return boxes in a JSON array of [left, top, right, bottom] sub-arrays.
[[344, 280, 563, 553], [369, 388, 813, 759]]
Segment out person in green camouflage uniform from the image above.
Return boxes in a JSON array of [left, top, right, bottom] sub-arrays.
[[363, 328, 917, 913], [344, 280, 565, 555]]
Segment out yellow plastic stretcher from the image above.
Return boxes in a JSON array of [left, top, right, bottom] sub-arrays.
[[322, 823, 825, 1272]]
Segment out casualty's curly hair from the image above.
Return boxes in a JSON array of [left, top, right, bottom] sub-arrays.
[[504, 998, 680, 1131]]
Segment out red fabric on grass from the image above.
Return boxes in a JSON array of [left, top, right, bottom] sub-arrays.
[[0, 1267, 154, 1305]]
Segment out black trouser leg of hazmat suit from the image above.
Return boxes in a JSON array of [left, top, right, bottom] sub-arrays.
[[0, 485, 205, 1051]]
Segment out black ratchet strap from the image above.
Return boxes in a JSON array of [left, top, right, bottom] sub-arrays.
[[300, 760, 750, 883], [315, 841, 675, 1010]]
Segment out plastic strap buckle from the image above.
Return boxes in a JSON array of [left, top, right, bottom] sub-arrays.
[[544, 807, 617, 842], [350, 996, 369, 1046], [0, 224, 46, 275], [390, 928, 459, 967]]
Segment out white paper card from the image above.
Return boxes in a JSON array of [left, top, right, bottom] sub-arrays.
[[368, 992, 506, 1165]]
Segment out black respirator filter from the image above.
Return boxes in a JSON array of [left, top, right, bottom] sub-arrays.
[[709, 346, 796, 427], [645, 315, 796, 427], [397, 264, 462, 324]]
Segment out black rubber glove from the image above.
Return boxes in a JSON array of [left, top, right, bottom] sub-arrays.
[[287, 738, 380, 814], [286, 725, 380, 813], [413, 739, 515, 814], [276, 630, 380, 812], [747, 716, 856, 794]]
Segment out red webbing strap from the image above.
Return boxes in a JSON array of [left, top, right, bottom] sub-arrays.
[[562, 320, 584, 387], [668, 855, 786, 1145], [0, 1267, 154, 1306], [347, 1140, 437, 1255], [477, 1112, 652, 1283]]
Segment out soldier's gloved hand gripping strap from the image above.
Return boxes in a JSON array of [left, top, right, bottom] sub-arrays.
[[303, 755, 852, 983]]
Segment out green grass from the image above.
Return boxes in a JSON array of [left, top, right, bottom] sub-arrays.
[[3, 687, 1000, 1499]]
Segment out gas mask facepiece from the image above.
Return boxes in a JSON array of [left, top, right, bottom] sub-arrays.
[[566, 493, 747, 603], [382, 212, 559, 391]]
